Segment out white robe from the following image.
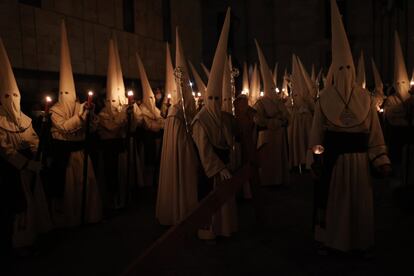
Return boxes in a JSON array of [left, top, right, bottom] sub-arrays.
[[50, 102, 102, 227], [192, 109, 238, 237], [156, 105, 198, 225], [254, 97, 290, 186], [0, 112, 52, 248], [309, 87, 390, 252], [288, 97, 314, 168]]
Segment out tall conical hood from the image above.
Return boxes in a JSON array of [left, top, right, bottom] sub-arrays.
[[273, 62, 278, 88], [281, 68, 289, 98], [394, 31, 410, 100], [255, 39, 276, 99], [0, 38, 24, 126], [205, 7, 231, 123], [136, 52, 161, 118], [330, 0, 355, 98], [201, 62, 210, 79], [249, 63, 259, 105], [58, 20, 76, 118], [356, 50, 366, 89], [106, 39, 126, 112], [297, 56, 316, 98], [222, 56, 232, 113], [311, 64, 316, 82], [175, 27, 196, 117], [113, 38, 126, 103], [291, 54, 307, 102], [188, 60, 206, 97], [242, 62, 249, 94], [164, 42, 177, 105], [371, 58, 383, 95]]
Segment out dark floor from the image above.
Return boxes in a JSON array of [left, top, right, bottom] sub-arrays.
[[8, 173, 414, 276]]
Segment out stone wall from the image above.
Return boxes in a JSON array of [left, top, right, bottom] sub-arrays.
[[0, 0, 202, 104]]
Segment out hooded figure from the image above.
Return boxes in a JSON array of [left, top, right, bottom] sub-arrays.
[[242, 62, 249, 95], [161, 42, 177, 117], [297, 56, 318, 101], [136, 52, 164, 131], [384, 32, 411, 127], [248, 63, 260, 106], [191, 8, 238, 239], [273, 62, 278, 88], [156, 28, 199, 226], [189, 61, 207, 96], [308, 0, 390, 253], [49, 20, 102, 227], [287, 55, 315, 169], [97, 38, 144, 210], [371, 59, 385, 111], [0, 38, 52, 252], [201, 62, 210, 80], [356, 50, 366, 89], [253, 39, 290, 186]]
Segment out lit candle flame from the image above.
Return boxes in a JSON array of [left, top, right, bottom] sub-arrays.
[[88, 90, 94, 96], [127, 90, 134, 97], [260, 91, 264, 97], [189, 81, 193, 87], [167, 93, 171, 99], [192, 92, 196, 97], [379, 108, 384, 113], [46, 96, 52, 103], [410, 80, 414, 87], [197, 92, 201, 97], [276, 87, 280, 93], [313, 145, 325, 155]]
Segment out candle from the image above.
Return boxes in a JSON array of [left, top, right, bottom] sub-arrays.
[[167, 93, 171, 105], [276, 87, 280, 93], [260, 91, 264, 97], [127, 90, 134, 105], [197, 92, 201, 97], [313, 145, 324, 155], [87, 90, 94, 106], [410, 80, 414, 88], [45, 96, 52, 114]]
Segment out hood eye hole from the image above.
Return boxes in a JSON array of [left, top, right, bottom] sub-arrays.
[[5, 94, 10, 98], [60, 92, 63, 94], [346, 65, 351, 69], [339, 66, 344, 70], [13, 93, 18, 97], [214, 96, 219, 100], [65, 92, 69, 94], [208, 96, 213, 100], [112, 100, 116, 102], [401, 81, 405, 84]]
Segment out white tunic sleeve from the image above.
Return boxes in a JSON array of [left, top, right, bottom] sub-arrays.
[[50, 111, 83, 134], [192, 121, 226, 178]]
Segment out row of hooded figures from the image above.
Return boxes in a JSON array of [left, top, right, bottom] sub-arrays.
[[1, 1, 413, 261]]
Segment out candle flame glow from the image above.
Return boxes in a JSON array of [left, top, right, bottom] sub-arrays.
[[127, 90, 134, 97], [276, 87, 280, 93], [260, 91, 264, 97], [410, 80, 414, 87], [167, 93, 171, 99], [45, 96, 52, 103], [197, 92, 201, 97], [88, 90, 94, 96], [192, 92, 195, 97], [313, 145, 325, 155]]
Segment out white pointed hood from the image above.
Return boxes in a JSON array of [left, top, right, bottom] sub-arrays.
[[394, 31, 410, 100], [58, 20, 77, 118], [371, 58, 383, 96], [106, 39, 127, 113], [248, 63, 259, 105], [188, 60, 206, 98], [273, 62, 278, 88], [330, 0, 356, 99], [201, 62, 210, 79], [242, 62, 249, 94], [204, 7, 231, 124], [136, 52, 161, 119], [164, 42, 177, 105], [0, 38, 31, 129], [175, 27, 196, 119], [282, 68, 289, 98], [297, 56, 316, 99], [222, 56, 232, 113], [255, 39, 276, 99], [356, 50, 366, 89]]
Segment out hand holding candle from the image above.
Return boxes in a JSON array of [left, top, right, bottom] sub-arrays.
[[87, 90, 94, 109]]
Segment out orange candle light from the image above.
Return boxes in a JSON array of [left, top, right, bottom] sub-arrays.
[[45, 96, 52, 114], [87, 90, 94, 106], [127, 90, 134, 105]]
